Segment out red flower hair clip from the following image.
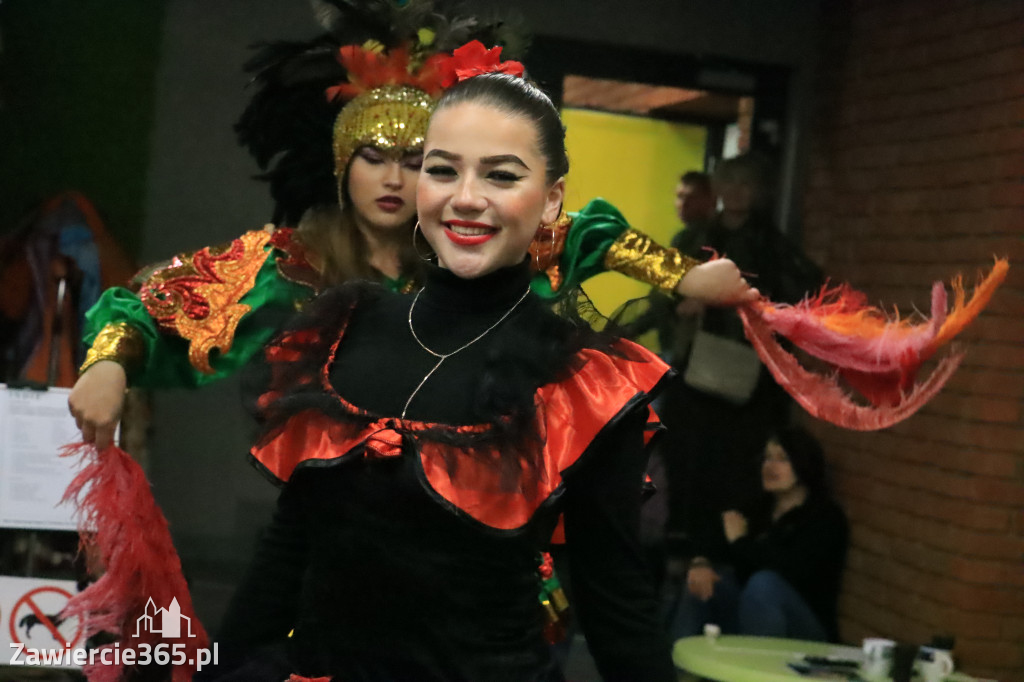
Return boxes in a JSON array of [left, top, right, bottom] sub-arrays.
[[442, 40, 524, 87]]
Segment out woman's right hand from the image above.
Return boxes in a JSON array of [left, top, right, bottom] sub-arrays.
[[686, 563, 721, 601], [68, 360, 127, 449], [676, 258, 759, 306]]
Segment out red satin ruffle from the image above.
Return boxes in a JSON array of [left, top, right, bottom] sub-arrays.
[[251, 339, 669, 530]]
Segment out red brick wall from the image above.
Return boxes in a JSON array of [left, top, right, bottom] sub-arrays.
[[800, 1, 1024, 679]]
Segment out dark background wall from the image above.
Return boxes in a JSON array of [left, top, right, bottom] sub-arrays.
[[802, 2, 1023, 680], [0, 0, 166, 255]]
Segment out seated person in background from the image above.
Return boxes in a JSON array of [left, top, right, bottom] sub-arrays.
[[670, 426, 848, 642]]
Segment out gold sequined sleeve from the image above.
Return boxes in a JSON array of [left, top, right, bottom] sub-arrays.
[[80, 322, 146, 376], [602, 228, 702, 294]]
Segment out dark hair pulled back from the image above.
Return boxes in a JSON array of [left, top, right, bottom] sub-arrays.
[[435, 73, 569, 184]]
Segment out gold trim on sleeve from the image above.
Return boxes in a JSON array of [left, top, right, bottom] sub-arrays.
[[602, 228, 702, 293], [80, 322, 146, 376]]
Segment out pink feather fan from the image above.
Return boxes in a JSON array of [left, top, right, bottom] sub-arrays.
[[738, 259, 1008, 430]]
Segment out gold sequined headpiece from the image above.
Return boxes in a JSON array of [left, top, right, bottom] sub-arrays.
[[328, 40, 527, 176], [332, 84, 435, 176], [327, 43, 453, 176]]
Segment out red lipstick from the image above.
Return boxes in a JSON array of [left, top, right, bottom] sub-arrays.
[[376, 195, 405, 212], [444, 219, 498, 246]]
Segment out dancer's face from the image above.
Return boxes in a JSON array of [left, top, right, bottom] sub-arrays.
[[762, 440, 799, 493], [345, 146, 421, 232], [417, 102, 564, 279]]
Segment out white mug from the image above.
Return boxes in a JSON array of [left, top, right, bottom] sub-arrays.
[[918, 646, 954, 682], [860, 637, 896, 679]]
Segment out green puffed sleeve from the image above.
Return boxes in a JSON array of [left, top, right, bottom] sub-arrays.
[[530, 198, 700, 300], [81, 230, 314, 389], [530, 198, 626, 300]]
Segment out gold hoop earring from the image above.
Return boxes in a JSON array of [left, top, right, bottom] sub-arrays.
[[533, 221, 546, 272], [412, 221, 435, 263], [546, 223, 557, 267], [532, 220, 558, 273]]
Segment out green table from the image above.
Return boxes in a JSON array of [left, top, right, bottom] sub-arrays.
[[673, 635, 859, 681], [673, 635, 981, 682]]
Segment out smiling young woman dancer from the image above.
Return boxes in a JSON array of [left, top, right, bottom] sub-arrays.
[[197, 68, 755, 682]]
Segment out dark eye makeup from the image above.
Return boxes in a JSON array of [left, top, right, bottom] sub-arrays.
[[424, 164, 457, 177], [488, 170, 523, 182], [357, 147, 385, 164]]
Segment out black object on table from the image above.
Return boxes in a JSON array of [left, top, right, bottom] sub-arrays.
[[891, 643, 920, 682]]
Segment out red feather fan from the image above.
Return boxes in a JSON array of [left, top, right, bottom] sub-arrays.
[[739, 258, 1008, 430], [60, 443, 208, 682], [739, 305, 963, 430]]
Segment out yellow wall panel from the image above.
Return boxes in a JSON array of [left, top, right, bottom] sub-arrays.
[[562, 108, 706, 317]]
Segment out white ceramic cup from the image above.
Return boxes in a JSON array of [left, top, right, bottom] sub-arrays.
[[917, 646, 955, 682], [860, 638, 896, 679]]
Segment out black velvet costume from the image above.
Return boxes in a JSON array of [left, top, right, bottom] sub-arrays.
[[206, 260, 677, 682]]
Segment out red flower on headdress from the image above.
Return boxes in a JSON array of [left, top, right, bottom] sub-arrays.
[[326, 44, 453, 101], [416, 52, 457, 96], [324, 39, 524, 103], [326, 45, 417, 101], [441, 40, 525, 87]]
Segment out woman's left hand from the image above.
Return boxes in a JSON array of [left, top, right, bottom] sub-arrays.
[[722, 510, 748, 543], [675, 258, 759, 306]]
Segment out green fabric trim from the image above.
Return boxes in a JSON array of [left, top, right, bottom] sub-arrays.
[[530, 197, 630, 301], [381, 273, 410, 292]]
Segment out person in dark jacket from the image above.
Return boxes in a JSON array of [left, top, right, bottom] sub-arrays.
[[670, 425, 848, 642]]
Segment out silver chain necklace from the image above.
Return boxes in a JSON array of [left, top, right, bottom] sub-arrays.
[[402, 284, 532, 419]]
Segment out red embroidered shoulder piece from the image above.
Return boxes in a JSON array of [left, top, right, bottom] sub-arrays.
[[270, 227, 322, 292], [139, 230, 272, 374]]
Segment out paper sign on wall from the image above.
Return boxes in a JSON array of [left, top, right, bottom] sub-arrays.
[[0, 385, 82, 530]]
